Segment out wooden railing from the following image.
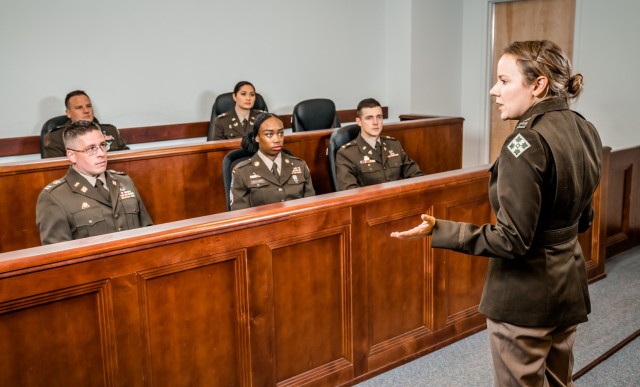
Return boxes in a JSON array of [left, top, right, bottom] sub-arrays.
[[0, 159, 607, 386], [0, 107, 387, 157], [0, 116, 462, 252]]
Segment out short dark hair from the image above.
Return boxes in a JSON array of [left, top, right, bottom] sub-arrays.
[[356, 98, 382, 117], [65, 90, 90, 108], [62, 120, 101, 149], [241, 112, 282, 155], [233, 81, 255, 95]]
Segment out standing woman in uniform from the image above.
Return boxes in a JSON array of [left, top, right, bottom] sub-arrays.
[[211, 81, 265, 140], [391, 40, 602, 386], [230, 112, 315, 210]]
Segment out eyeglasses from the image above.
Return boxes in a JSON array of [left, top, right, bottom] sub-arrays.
[[67, 142, 110, 156]]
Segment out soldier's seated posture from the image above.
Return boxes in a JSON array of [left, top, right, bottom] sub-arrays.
[[36, 121, 152, 245], [335, 98, 423, 191]]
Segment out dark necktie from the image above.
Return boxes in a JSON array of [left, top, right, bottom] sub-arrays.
[[271, 163, 280, 180], [242, 119, 248, 130], [95, 178, 111, 202], [375, 142, 383, 161]]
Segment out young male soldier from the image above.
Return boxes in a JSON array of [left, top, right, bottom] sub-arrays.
[[335, 98, 423, 190]]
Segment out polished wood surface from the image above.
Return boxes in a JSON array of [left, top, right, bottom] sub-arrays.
[[0, 107, 387, 158], [605, 146, 640, 257], [0, 116, 463, 252], [0, 157, 607, 386]]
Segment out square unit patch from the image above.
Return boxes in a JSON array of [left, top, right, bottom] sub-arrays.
[[507, 134, 531, 158]]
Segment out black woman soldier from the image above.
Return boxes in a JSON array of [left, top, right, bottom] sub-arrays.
[[230, 112, 315, 210]]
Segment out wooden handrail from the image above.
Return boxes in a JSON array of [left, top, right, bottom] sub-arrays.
[[0, 107, 388, 158]]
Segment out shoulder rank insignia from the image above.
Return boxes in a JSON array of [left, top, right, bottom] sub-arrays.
[[44, 178, 66, 191], [507, 134, 531, 158], [516, 118, 531, 129]]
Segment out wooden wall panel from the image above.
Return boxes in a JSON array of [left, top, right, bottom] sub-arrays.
[[138, 252, 249, 386], [605, 146, 640, 257], [269, 229, 353, 386], [0, 281, 114, 386], [0, 154, 612, 386], [440, 196, 492, 327]]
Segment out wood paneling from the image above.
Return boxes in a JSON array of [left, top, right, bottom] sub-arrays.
[[0, 108, 387, 158], [0, 156, 608, 386], [0, 116, 463, 253], [605, 146, 640, 257]]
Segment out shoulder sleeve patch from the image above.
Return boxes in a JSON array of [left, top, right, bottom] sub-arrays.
[[506, 133, 532, 158]]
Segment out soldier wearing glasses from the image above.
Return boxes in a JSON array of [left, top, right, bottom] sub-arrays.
[[36, 121, 152, 245]]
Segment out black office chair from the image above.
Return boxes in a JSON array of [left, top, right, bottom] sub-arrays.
[[222, 147, 293, 210], [40, 115, 69, 158], [291, 98, 340, 132], [208, 92, 268, 140], [327, 124, 361, 191]]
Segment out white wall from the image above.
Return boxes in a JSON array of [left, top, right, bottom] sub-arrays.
[[572, 0, 640, 151], [0, 0, 387, 138], [1, 0, 638, 165]]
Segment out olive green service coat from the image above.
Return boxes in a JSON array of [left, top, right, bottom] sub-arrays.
[[36, 167, 153, 245], [43, 119, 129, 158], [230, 153, 315, 210], [335, 133, 423, 191], [212, 109, 264, 140], [432, 98, 602, 327]]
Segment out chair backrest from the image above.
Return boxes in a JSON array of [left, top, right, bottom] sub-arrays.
[[291, 98, 341, 132], [222, 147, 293, 210], [208, 92, 268, 140], [222, 148, 253, 210], [327, 124, 361, 191], [40, 115, 69, 158]]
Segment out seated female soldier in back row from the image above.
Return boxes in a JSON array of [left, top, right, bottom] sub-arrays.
[[230, 113, 315, 210], [212, 81, 265, 140]]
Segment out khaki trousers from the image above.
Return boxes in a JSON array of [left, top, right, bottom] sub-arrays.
[[487, 318, 577, 387]]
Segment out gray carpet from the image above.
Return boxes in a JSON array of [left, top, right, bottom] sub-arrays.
[[357, 246, 640, 386]]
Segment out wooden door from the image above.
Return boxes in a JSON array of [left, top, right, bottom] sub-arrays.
[[489, 0, 576, 161]]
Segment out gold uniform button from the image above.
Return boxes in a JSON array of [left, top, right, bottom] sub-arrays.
[[278, 188, 283, 192]]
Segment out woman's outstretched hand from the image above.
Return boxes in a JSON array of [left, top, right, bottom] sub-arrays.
[[390, 214, 436, 240]]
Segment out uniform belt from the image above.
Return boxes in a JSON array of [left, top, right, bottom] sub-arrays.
[[533, 223, 579, 245]]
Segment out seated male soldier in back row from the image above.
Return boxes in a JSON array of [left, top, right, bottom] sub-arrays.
[[335, 98, 423, 190], [43, 90, 129, 158]]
